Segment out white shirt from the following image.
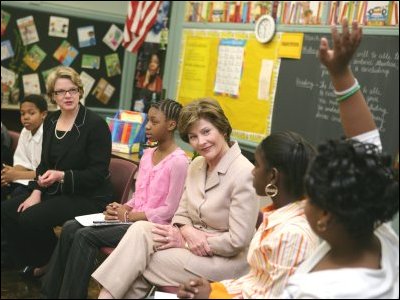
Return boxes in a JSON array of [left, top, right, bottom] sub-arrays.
[[281, 224, 399, 299], [13, 124, 43, 186], [352, 129, 382, 151]]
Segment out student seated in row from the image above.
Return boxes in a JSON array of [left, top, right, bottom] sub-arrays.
[[1, 94, 48, 201], [92, 99, 259, 299], [282, 19, 399, 299], [177, 20, 399, 299], [41, 99, 189, 299]]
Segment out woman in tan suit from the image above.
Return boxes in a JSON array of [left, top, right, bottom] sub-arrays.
[[92, 99, 259, 299]]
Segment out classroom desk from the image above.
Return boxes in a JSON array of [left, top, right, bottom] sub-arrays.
[[111, 151, 140, 164]]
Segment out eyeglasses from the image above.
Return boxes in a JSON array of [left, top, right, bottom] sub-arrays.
[[53, 88, 79, 97]]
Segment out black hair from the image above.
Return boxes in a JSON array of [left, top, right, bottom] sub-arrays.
[[20, 94, 48, 112], [305, 139, 399, 240], [259, 131, 316, 199], [151, 99, 182, 125], [147, 53, 161, 84]]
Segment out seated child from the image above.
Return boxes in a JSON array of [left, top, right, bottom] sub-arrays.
[[1, 94, 48, 200]]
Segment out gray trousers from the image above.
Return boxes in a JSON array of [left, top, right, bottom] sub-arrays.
[[41, 220, 130, 299]]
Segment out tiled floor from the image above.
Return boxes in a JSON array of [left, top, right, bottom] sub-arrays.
[[1, 267, 100, 299]]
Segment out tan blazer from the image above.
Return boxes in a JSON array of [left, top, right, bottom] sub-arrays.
[[172, 142, 259, 281]]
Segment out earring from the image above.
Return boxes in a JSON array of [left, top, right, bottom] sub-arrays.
[[316, 220, 327, 232], [265, 183, 278, 198]]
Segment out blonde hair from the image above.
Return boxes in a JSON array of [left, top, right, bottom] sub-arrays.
[[178, 98, 232, 143], [46, 66, 84, 103]]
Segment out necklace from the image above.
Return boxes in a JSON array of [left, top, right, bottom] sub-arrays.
[[54, 126, 69, 140], [55, 108, 79, 140]]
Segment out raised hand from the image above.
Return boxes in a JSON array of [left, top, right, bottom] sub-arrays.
[[318, 19, 362, 77]]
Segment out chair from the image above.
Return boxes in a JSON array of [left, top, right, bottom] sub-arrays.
[[108, 157, 138, 205], [99, 158, 138, 255], [154, 211, 265, 296], [8, 130, 20, 154], [54, 158, 137, 239]]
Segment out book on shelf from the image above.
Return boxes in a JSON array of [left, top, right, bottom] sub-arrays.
[[388, 0, 399, 25], [365, 1, 390, 26], [212, 2, 224, 22]]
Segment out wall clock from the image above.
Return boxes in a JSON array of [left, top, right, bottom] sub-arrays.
[[255, 15, 276, 44]]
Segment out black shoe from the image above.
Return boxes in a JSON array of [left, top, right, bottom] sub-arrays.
[[19, 265, 35, 279], [19, 265, 46, 279]]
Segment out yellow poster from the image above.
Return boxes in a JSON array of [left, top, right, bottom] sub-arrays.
[[278, 32, 304, 59], [177, 30, 281, 144], [179, 36, 211, 99]]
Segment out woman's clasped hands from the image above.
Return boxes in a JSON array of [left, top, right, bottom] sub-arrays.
[[151, 224, 185, 251], [37, 170, 64, 188]]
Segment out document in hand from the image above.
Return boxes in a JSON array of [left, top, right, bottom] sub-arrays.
[[75, 213, 133, 226]]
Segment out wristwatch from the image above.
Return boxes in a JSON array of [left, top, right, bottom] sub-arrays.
[[60, 171, 65, 183]]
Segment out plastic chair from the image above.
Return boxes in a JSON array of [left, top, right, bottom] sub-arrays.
[[8, 130, 20, 154], [99, 158, 137, 255]]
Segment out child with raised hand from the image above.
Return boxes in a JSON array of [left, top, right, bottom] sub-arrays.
[[281, 19, 399, 299], [41, 99, 189, 299], [1, 94, 48, 200]]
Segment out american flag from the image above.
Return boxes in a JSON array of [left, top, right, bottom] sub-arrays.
[[123, 1, 162, 53]]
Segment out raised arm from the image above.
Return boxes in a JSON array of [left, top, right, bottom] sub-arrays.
[[319, 19, 376, 138]]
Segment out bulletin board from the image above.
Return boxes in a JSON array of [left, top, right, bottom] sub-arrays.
[[176, 29, 281, 143], [1, 5, 125, 109]]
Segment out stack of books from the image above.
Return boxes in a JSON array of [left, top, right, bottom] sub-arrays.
[[106, 110, 147, 154]]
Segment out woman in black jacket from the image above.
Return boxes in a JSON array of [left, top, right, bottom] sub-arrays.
[[1, 66, 113, 276]]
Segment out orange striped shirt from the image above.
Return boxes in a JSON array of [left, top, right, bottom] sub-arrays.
[[210, 201, 319, 299]]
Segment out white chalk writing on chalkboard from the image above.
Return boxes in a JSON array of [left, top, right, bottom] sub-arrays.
[[298, 46, 399, 134], [273, 33, 398, 158]]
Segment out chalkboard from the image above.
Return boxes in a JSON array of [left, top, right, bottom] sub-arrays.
[[272, 33, 399, 157], [1, 5, 125, 109]]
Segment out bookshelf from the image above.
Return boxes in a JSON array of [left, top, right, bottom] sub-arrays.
[[184, 1, 400, 27]]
